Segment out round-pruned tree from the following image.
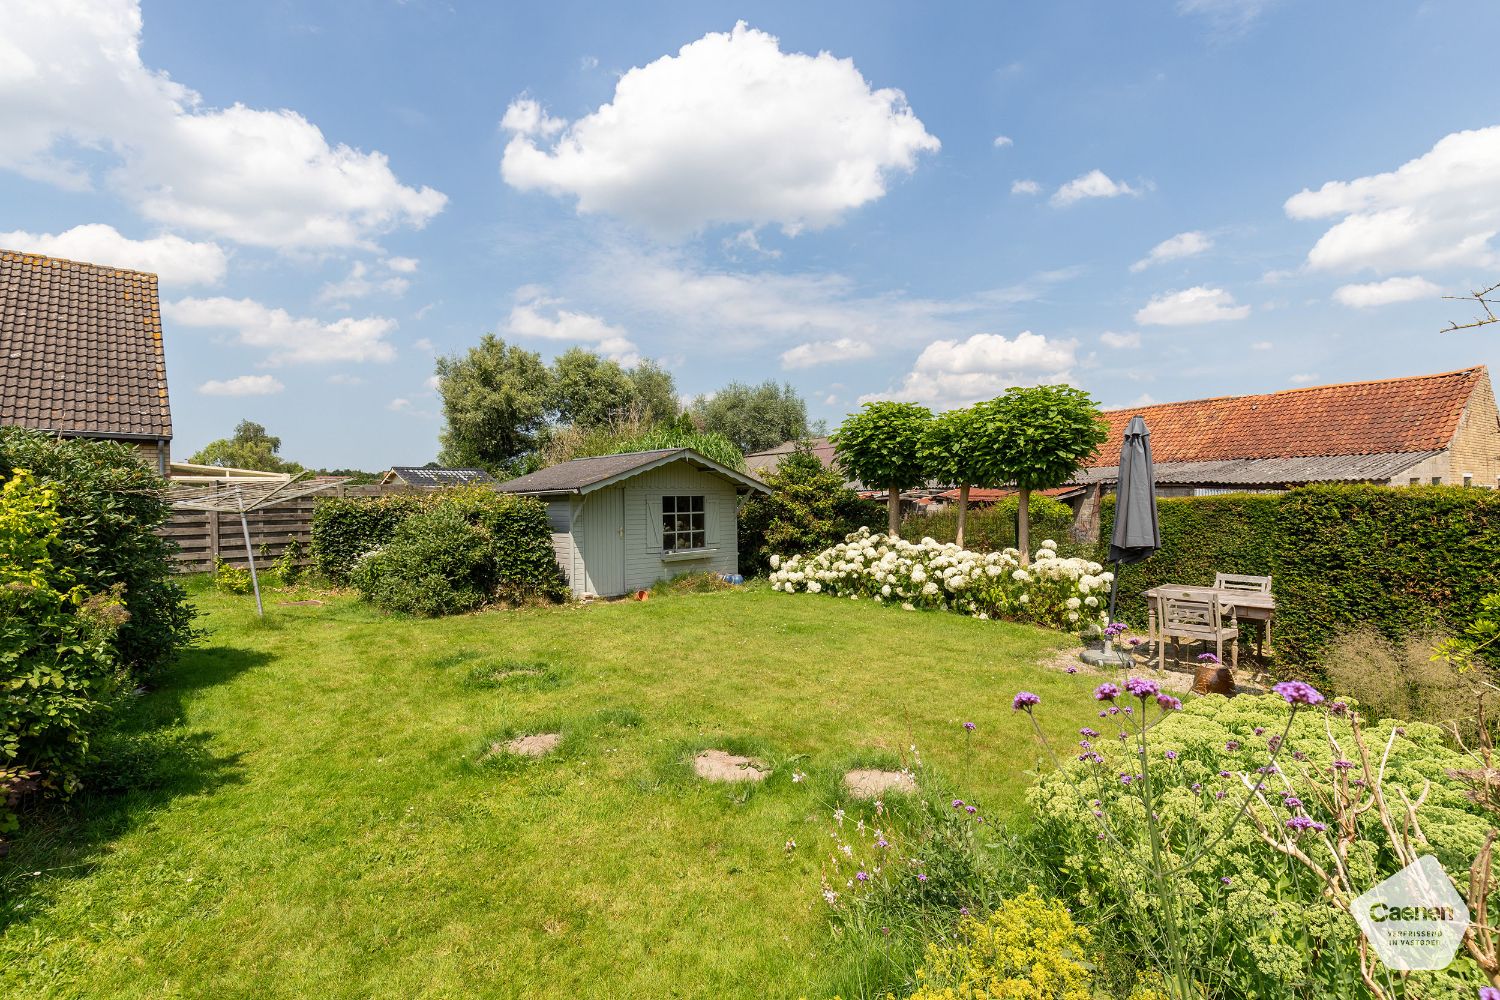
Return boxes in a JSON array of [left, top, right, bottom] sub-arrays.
[[832, 401, 933, 538], [922, 406, 1002, 549], [982, 385, 1108, 563]]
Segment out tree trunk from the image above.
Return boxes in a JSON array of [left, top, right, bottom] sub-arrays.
[[1017, 486, 1031, 565], [887, 489, 902, 538], [955, 483, 970, 548]]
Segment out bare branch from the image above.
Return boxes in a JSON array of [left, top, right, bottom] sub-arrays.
[[1441, 281, 1500, 332]]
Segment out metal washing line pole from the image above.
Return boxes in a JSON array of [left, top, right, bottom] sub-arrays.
[[164, 472, 347, 616]]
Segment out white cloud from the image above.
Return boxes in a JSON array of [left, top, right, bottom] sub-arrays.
[[384, 256, 419, 274], [1099, 331, 1141, 349], [1011, 179, 1041, 196], [387, 397, 436, 419], [780, 337, 875, 369], [327, 373, 364, 385], [1130, 231, 1212, 272], [1251, 340, 1273, 350], [317, 261, 410, 305], [1285, 126, 1500, 274], [505, 289, 639, 364], [499, 98, 565, 137], [722, 228, 781, 259], [413, 337, 436, 353], [1134, 286, 1250, 325], [583, 248, 1072, 357], [388, 397, 412, 411], [164, 296, 398, 364], [992, 135, 1013, 148], [499, 22, 939, 236], [0, 0, 445, 250], [196, 374, 284, 396], [1051, 169, 1140, 207], [1177, 0, 1278, 31], [1333, 275, 1442, 308], [1289, 373, 1320, 385], [862, 331, 1078, 408], [0, 224, 225, 285]]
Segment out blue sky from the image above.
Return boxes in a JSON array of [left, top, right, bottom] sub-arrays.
[[4, 0, 1499, 469]]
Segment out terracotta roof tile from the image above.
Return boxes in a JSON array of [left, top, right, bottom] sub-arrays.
[[0, 248, 172, 439], [1089, 368, 1484, 466]]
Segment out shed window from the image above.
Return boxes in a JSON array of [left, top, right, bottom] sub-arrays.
[[662, 495, 706, 551]]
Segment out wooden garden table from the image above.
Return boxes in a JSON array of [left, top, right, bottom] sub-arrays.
[[1143, 585, 1276, 659]]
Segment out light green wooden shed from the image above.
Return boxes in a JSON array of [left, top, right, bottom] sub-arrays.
[[494, 448, 771, 598]]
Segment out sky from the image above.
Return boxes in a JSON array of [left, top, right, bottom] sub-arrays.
[[3, 0, 1499, 470]]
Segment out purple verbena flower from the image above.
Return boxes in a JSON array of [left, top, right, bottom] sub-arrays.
[[1196, 652, 1220, 664], [1156, 694, 1182, 711], [1165, 750, 1178, 761], [1094, 683, 1120, 701], [1065, 666, 1078, 674], [1080, 728, 1099, 738], [1225, 740, 1240, 751], [1273, 680, 1325, 706], [1331, 759, 1355, 771], [1124, 676, 1160, 699], [1011, 692, 1040, 712], [856, 871, 870, 882], [963, 720, 977, 731]]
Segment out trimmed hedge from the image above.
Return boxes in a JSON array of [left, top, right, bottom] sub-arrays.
[[1100, 484, 1500, 669], [913, 495, 1078, 555], [312, 487, 567, 611]]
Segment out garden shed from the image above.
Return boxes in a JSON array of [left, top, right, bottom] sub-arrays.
[[495, 448, 770, 598]]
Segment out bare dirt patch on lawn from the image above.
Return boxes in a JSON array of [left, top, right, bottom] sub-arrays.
[[498, 733, 563, 758], [843, 769, 916, 799], [693, 750, 767, 783]]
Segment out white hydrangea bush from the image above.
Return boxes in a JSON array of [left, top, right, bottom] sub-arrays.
[[767, 527, 1112, 633]]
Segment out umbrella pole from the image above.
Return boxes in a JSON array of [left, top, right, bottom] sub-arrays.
[[1108, 561, 1121, 621]]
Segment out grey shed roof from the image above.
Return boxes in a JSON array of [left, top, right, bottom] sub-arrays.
[[496, 448, 770, 497], [1071, 451, 1443, 488], [1, 248, 172, 440], [386, 466, 494, 487]]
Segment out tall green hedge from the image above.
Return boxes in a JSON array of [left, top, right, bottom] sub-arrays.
[[310, 488, 566, 606], [1099, 485, 1500, 670]]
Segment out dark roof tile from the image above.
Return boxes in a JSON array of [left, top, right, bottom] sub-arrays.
[[0, 248, 172, 439]]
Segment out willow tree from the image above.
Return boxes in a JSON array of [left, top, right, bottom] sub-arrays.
[[832, 401, 933, 538], [983, 385, 1108, 563]]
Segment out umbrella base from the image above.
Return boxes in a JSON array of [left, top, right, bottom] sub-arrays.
[[1079, 647, 1134, 668]]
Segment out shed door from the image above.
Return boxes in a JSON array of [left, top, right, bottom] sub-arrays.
[[580, 488, 625, 597]]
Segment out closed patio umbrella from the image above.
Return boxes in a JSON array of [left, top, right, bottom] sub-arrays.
[[1106, 415, 1160, 621]]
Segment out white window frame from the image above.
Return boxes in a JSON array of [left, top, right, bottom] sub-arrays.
[[661, 495, 707, 552]]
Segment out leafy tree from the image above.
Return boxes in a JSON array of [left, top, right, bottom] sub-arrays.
[[629, 359, 680, 425], [689, 380, 808, 455], [435, 335, 552, 474], [189, 420, 303, 473], [832, 401, 933, 538], [738, 443, 882, 575], [922, 406, 1007, 549], [983, 385, 1108, 562], [551, 348, 639, 430]]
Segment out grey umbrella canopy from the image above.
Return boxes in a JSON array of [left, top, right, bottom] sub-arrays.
[[1106, 415, 1160, 618]]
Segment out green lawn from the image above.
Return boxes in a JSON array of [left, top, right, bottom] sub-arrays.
[[1, 582, 1103, 999]]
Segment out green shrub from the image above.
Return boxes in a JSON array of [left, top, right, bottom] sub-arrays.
[[347, 488, 566, 616], [352, 505, 494, 616], [901, 888, 1097, 1000], [1319, 626, 1491, 734], [915, 495, 1077, 555], [0, 427, 195, 676], [1027, 694, 1492, 997], [310, 492, 427, 583], [214, 558, 253, 594], [1, 469, 130, 849], [738, 445, 883, 576], [1098, 484, 1500, 670], [274, 537, 306, 585]]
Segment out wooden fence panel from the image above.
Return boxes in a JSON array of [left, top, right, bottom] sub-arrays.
[[157, 482, 431, 574]]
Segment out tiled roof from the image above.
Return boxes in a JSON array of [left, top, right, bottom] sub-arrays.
[[1, 248, 172, 439], [935, 486, 1082, 503], [1089, 367, 1485, 467], [745, 435, 837, 472]]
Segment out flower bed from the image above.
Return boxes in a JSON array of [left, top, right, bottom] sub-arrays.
[[767, 528, 1111, 632]]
